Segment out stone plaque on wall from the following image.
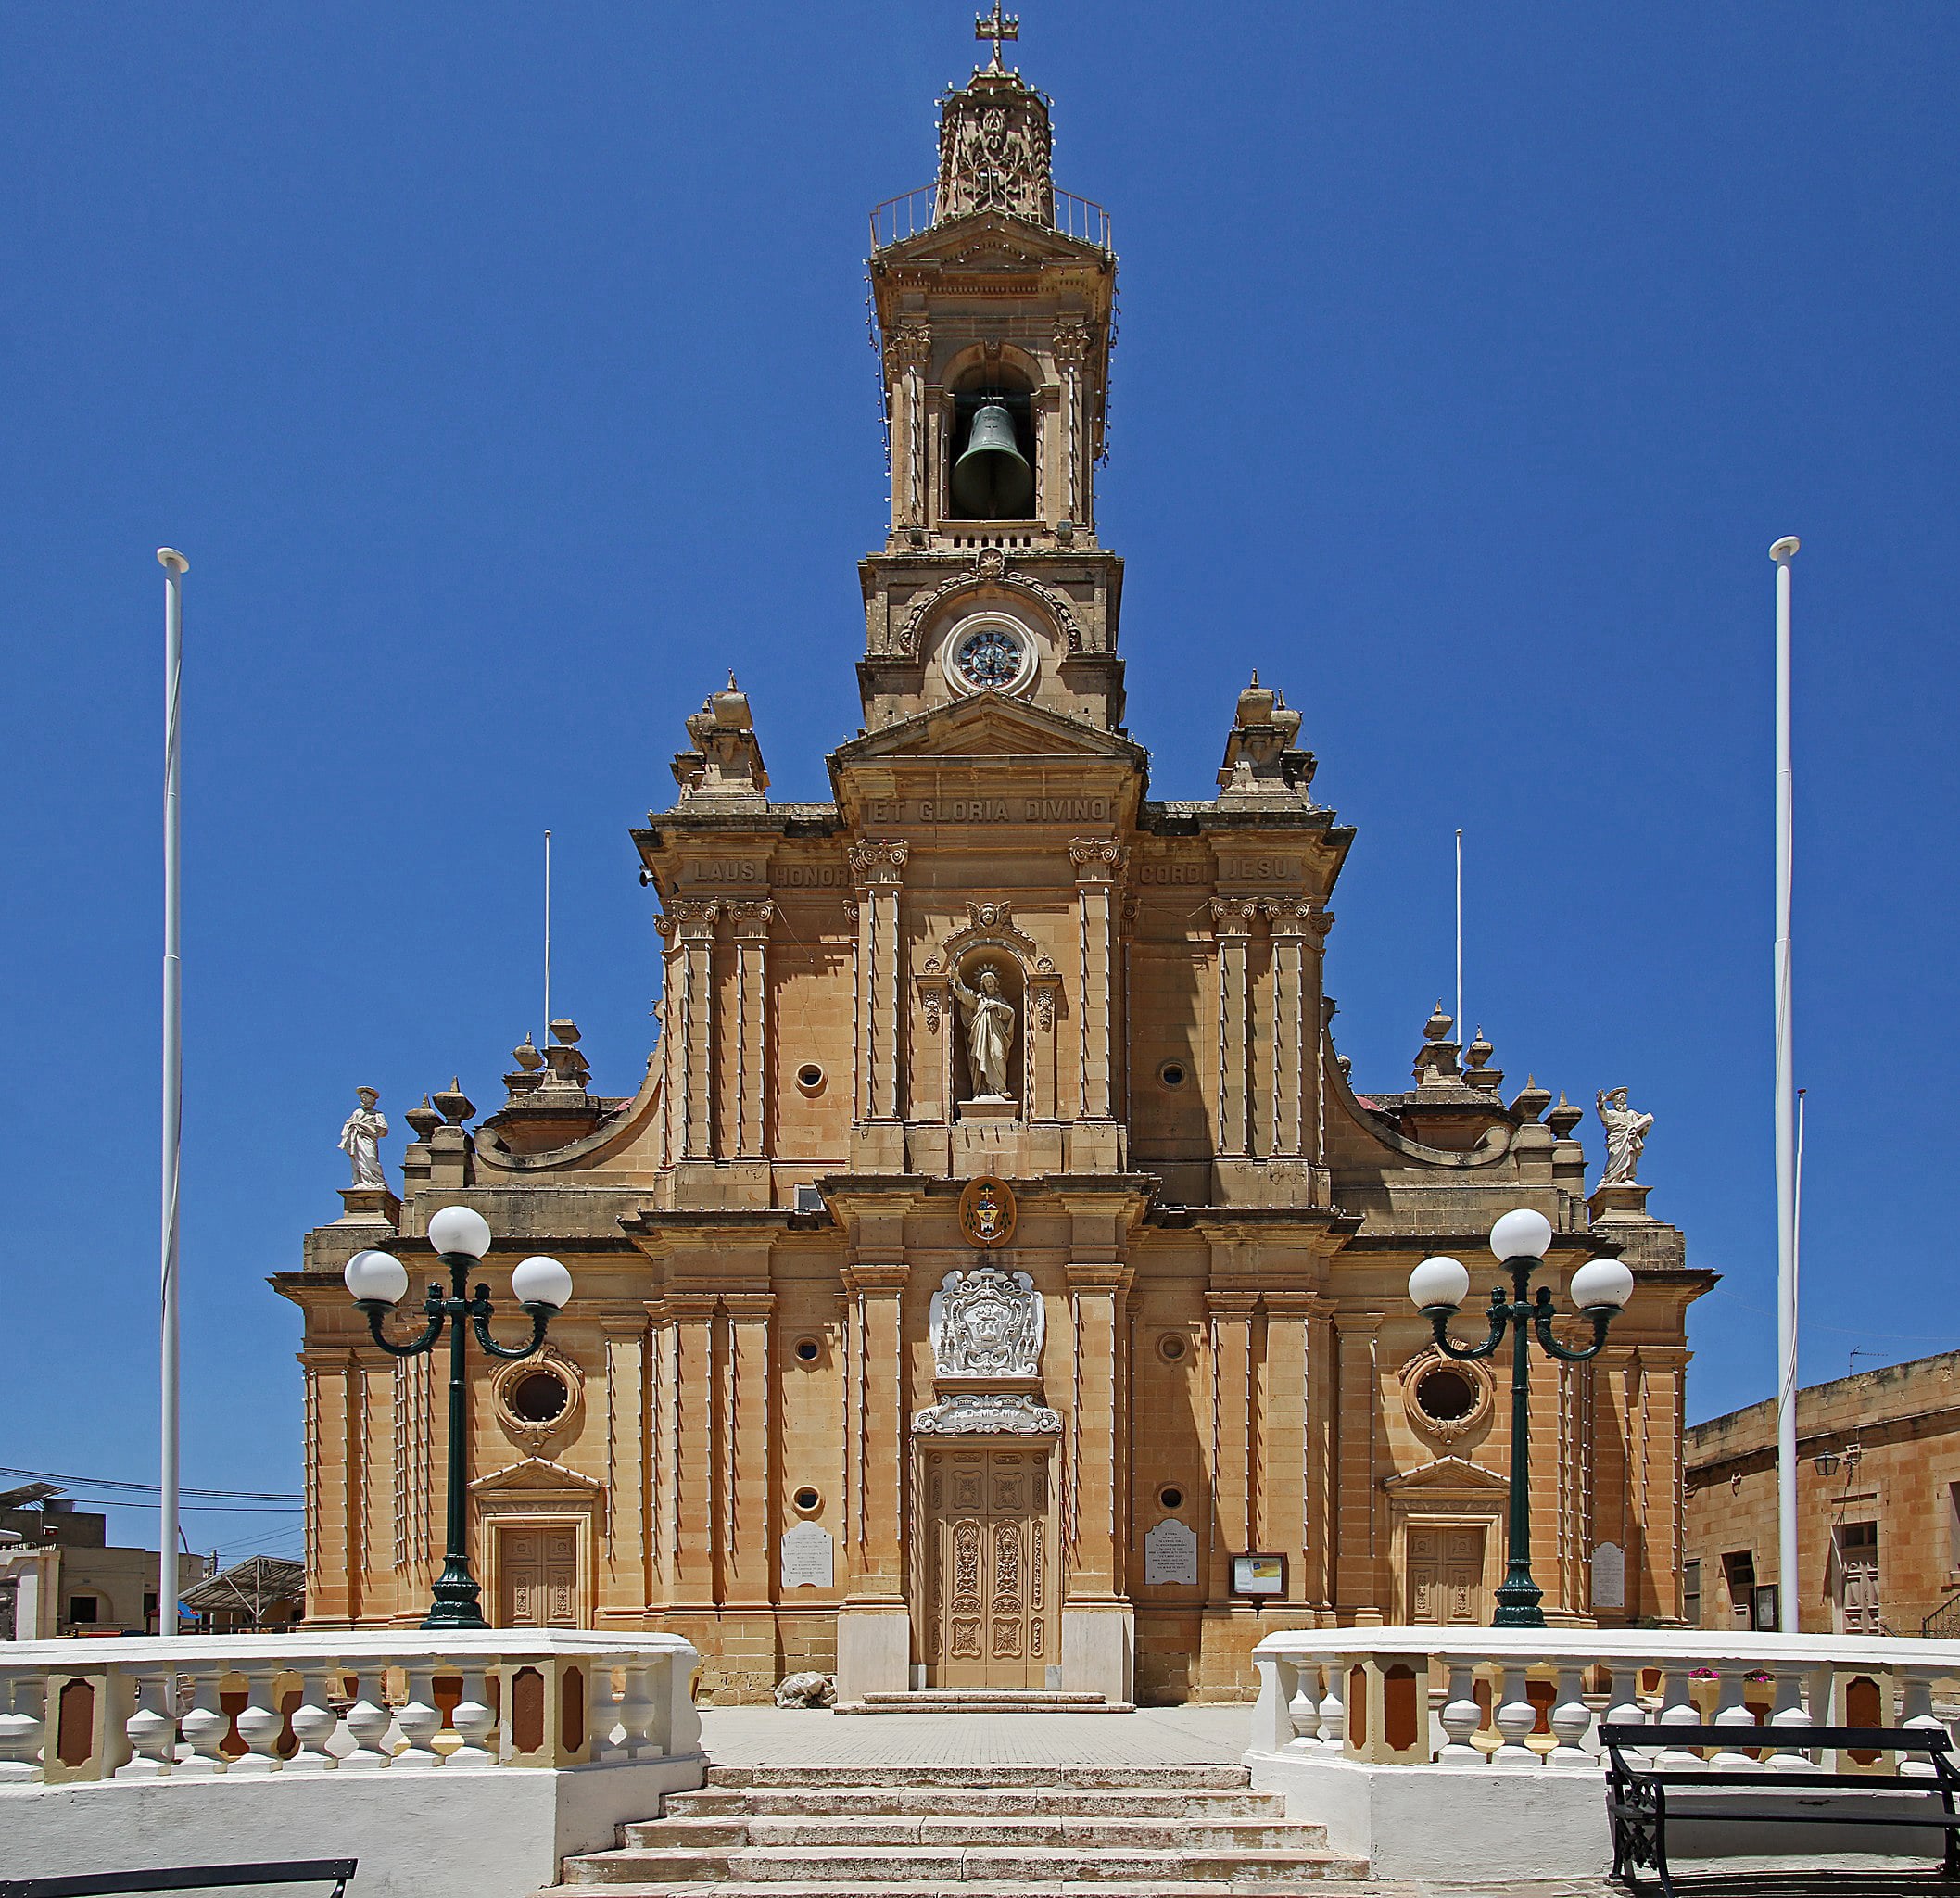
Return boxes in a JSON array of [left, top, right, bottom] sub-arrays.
[[1143, 1516, 1199, 1586], [1591, 1540, 1625, 1611], [781, 1521, 834, 1589]]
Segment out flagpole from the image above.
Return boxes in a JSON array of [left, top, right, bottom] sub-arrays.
[[543, 830, 552, 1035], [157, 547, 188, 1639], [1454, 829, 1463, 1040], [1771, 534, 1801, 1627]]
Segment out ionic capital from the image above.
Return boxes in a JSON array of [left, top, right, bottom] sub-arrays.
[[848, 839, 910, 887], [654, 898, 721, 943], [1208, 896, 1261, 935], [1069, 836, 1128, 882], [728, 899, 778, 939]]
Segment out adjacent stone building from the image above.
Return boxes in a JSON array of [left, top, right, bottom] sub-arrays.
[[1685, 1350, 1960, 1637], [281, 50, 1709, 1703]]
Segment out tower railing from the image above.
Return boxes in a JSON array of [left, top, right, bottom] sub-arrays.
[[868, 185, 1112, 254]]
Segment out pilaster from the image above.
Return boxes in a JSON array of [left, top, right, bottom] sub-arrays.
[[720, 1292, 777, 1609], [1205, 1291, 1259, 1601], [655, 901, 721, 1160], [1070, 838, 1126, 1122], [728, 900, 776, 1158], [837, 1256, 911, 1700], [1259, 1292, 1314, 1607], [1209, 899, 1259, 1157], [594, 1310, 649, 1625], [666, 1293, 719, 1608], [849, 841, 908, 1150], [1333, 1311, 1385, 1618]]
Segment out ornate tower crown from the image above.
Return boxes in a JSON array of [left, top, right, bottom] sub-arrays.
[[935, 66, 1054, 227]]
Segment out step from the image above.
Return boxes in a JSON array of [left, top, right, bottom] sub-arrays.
[[704, 1763, 1253, 1790], [838, 1689, 1132, 1715], [544, 1884, 1411, 1898], [661, 1787, 1289, 1821], [625, 1816, 1330, 1852], [564, 1846, 1371, 1887]]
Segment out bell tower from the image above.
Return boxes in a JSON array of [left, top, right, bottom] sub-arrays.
[[861, 32, 1123, 735]]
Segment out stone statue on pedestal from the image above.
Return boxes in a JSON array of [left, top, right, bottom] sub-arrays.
[[338, 1087, 388, 1188], [952, 963, 1016, 1099], [1596, 1087, 1653, 1185]]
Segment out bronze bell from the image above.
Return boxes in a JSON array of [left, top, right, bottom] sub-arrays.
[[951, 401, 1034, 518]]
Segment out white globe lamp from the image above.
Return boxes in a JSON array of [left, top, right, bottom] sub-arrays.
[[1409, 1255, 1471, 1313], [344, 1248, 410, 1308], [1489, 1207, 1553, 1263], [511, 1254, 574, 1311], [427, 1205, 494, 1259], [1570, 1258, 1635, 1313]]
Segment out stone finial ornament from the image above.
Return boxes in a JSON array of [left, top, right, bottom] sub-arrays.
[[431, 1076, 475, 1126], [935, 60, 1053, 226], [403, 1095, 442, 1142], [1596, 1087, 1654, 1185], [1412, 1002, 1462, 1087], [672, 675, 769, 805], [1216, 673, 1314, 801], [1547, 1091, 1585, 1140], [337, 1088, 388, 1188], [1511, 1074, 1552, 1122]]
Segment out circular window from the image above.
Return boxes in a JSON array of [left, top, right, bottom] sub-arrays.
[[795, 1063, 825, 1096], [508, 1369, 569, 1424], [793, 1336, 821, 1364], [1157, 1485, 1185, 1512], [1414, 1367, 1477, 1425], [792, 1487, 822, 1514], [1157, 1333, 1190, 1364], [1157, 1060, 1187, 1089], [941, 612, 1037, 699]]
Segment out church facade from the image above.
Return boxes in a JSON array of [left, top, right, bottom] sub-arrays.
[[283, 52, 1709, 1705]]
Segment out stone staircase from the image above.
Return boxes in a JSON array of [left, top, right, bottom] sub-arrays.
[[547, 1760, 1392, 1895]]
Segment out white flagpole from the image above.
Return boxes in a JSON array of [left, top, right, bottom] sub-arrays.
[[157, 547, 188, 1639], [1771, 534, 1801, 1627], [543, 830, 552, 1035], [1454, 829, 1463, 1040]]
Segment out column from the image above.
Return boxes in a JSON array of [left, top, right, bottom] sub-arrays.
[[1259, 1293, 1312, 1607], [644, 1300, 677, 1608], [728, 901, 776, 1158], [299, 1348, 353, 1624], [597, 1312, 649, 1624], [836, 1256, 910, 1700], [1301, 1295, 1337, 1612], [666, 1294, 719, 1611], [1063, 1259, 1134, 1700], [888, 321, 932, 527], [1053, 321, 1094, 528], [1069, 839, 1126, 1120], [720, 1293, 776, 1605], [849, 841, 908, 1125], [1205, 1291, 1258, 1601], [1208, 900, 1258, 1157], [1637, 1347, 1687, 1623], [657, 900, 721, 1160]]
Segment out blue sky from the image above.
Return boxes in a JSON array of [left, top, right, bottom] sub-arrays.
[[3, 4, 1956, 1561]]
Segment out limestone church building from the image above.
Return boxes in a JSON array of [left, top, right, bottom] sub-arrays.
[[285, 52, 1708, 1705]]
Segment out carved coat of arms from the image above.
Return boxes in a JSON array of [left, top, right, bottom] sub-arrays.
[[957, 1173, 1017, 1249], [929, 1264, 1043, 1379]]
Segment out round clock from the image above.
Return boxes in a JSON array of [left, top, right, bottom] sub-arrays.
[[942, 611, 1037, 698]]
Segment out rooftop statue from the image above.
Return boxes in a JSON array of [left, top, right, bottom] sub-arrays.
[[338, 1087, 388, 1189], [1596, 1086, 1654, 1186]]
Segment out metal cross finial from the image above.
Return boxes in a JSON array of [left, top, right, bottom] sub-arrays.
[[975, 2, 1018, 70]]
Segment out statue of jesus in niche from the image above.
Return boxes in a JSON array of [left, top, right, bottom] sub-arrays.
[[952, 962, 1017, 1100]]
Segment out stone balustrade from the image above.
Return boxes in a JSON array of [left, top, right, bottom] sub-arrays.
[[1249, 1626, 1960, 1774], [0, 1627, 701, 1785]]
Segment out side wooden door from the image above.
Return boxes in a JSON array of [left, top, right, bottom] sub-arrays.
[[1407, 1525, 1487, 1626], [924, 1447, 1054, 1687], [499, 1525, 579, 1626]]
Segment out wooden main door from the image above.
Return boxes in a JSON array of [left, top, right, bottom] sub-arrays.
[[1407, 1525, 1488, 1626], [923, 1447, 1055, 1687], [498, 1525, 579, 1626]]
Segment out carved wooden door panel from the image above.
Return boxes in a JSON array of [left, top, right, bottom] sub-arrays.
[[499, 1525, 579, 1627], [925, 1447, 1053, 1687], [1407, 1526, 1486, 1626]]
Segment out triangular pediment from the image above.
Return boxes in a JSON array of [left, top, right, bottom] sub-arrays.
[[832, 695, 1146, 771], [878, 208, 1106, 271], [469, 1455, 603, 1498], [1381, 1455, 1510, 1496]]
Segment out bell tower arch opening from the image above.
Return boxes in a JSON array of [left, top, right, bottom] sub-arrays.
[[949, 361, 1038, 521]]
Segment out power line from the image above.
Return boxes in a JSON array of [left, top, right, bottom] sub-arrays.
[[0, 1463, 299, 1501]]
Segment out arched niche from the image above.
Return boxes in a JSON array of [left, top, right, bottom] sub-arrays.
[[942, 344, 1045, 520]]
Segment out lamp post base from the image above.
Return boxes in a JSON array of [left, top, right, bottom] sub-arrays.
[[423, 1560, 488, 1631], [1492, 1568, 1546, 1628]]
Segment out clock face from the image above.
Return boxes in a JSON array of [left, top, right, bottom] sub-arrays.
[[955, 625, 1025, 690]]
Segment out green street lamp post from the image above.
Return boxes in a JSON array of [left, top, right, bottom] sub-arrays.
[[1409, 1208, 1635, 1628], [344, 1205, 573, 1630]]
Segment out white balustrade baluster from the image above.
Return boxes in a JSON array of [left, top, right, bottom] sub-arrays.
[[1548, 1666, 1594, 1767], [338, 1670, 393, 1770], [0, 1675, 46, 1783], [1318, 1669, 1347, 1752], [1286, 1664, 1321, 1750], [447, 1664, 498, 1768], [229, 1665, 285, 1774], [1709, 1668, 1761, 1770], [1766, 1666, 1820, 1773], [117, 1670, 177, 1778], [587, 1663, 623, 1763], [1437, 1664, 1484, 1765], [1492, 1665, 1539, 1767], [1654, 1666, 1704, 1771], [1603, 1660, 1653, 1771], [1899, 1672, 1942, 1778], [391, 1665, 445, 1770], [284, 1664, 342, 1773], [175, 1667, 232, 1777], [615, 1662, 660, 1762]]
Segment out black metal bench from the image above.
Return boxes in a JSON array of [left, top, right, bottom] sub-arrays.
[[1603, 1722, 1960, 1896], [0, 1865, 356, 1898]]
